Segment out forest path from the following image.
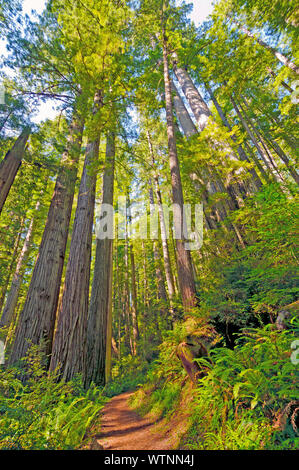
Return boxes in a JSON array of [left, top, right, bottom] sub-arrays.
[[92, 391, 173, 450]]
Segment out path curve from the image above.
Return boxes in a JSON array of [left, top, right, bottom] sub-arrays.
[[93, 391, 173, 450]]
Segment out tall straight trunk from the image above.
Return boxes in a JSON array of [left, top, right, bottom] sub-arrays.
[[162, 31, 197, 311], [265, 135, 299, 185], [230, 96, 278, 179], [127, 197, 139, 355], [0, 200, 40, 328], [84, 134, 115, 388], [171, 80, 198, 137], [148, 182, 169, 318], [8, 117, 84, 365], [171, 68, 246, 209], [129, 242, 139, 354], [0, 219, 24, 315], [241, 96, 299, 186], [237, 99, 285, 184], [147, 131, 176, 302], [124, 236, 134, 355], [204, 82, 263, 192], [172, 56, 211, 131], [267, 68, 295, 94], [238, 24, 299, 75], [49, 127, 100, 381], [171, 82, 246, 239], [0, 128, 30, 215]]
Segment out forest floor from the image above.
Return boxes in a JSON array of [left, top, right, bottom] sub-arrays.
[[85, 391, 184, 450]]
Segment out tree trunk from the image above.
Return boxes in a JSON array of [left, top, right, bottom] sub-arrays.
[[0, 128, 30, 215], [267, 68, 295, 94], [230, 96, 278, 178], [0, 200, 40, 328], [84, 133, 115, 388], [127, 196, 139, 355], [147, 131, 176, 303], [237, 99, 285, 184], [241, 96, 299, 186], [0, 219, 24, 315], [204, 82, 263, 192], [171, 80, 198, 137], [148, 181, 170, 323], [238, 24, 299, 75], [171, 70, 247, 211], [8, 116, 84, 366], [172, 56, 211, 131], [162, 32, 197, 312], [49, 125, 100, 381]]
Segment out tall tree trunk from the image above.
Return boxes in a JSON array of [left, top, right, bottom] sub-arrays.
[[148, 181, 169, 323], [204, 82, 263, 192], [171, 82, 246, 243], [267, 68, 295, 94], [237, 99, 285, 184], [0, 200, 40, 328], [230, 96, 278, 179], [238, 24, 299, 75], [127, 197, 139, 355], [147, 131, 176, 303], [0, 218, 24, 315], [84, 133, 115, 388], [49, 124, 100, 381], [0, 128, 30, 215], [171, 80, 198, 137], [241, 96, 299, 186], [171, 69, 247, 209], [162, 31, 197, 311], [8, 116, 84, 365], [172, 56, 211, 131], [124, 235, 134, 356]]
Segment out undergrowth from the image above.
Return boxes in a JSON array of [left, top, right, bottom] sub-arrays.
[[0, 345, 106, 450], [130, 317, 299, 450]]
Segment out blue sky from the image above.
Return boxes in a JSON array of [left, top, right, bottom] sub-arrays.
[[1, 0, 215, 123], [21, 0, 215, 24]]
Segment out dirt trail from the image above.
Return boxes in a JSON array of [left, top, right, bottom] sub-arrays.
[[92, 391, 173, 450]]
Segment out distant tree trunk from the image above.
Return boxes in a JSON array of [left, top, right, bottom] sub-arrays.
[[0, 128, 30, 215], [171, 81, 246, 246], [237, 99, 285, 184], [0, 200, 40, 328], [84, 133, 115, 388], [49, 124, 100, 381], [162, 31, 197, 311], [124, 235, 134, 355], [147, 131, 176, 303], [267, 68, 295, 94], [148, 181, 170, 324], [0, 219, 24, 315], [241, 96, 299, 186], [238, 24, 299, 75], [8, 116, 84, 366], [230, 96, 278, 178], [127, 197, 139, 355], [204, 82, 263, 192]]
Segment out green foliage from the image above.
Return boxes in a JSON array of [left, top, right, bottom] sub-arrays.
[[104, 355, 151, 398], [0, 345, 106, 449], [192, 183, 299, 338], [131, 317, 299, 450]]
